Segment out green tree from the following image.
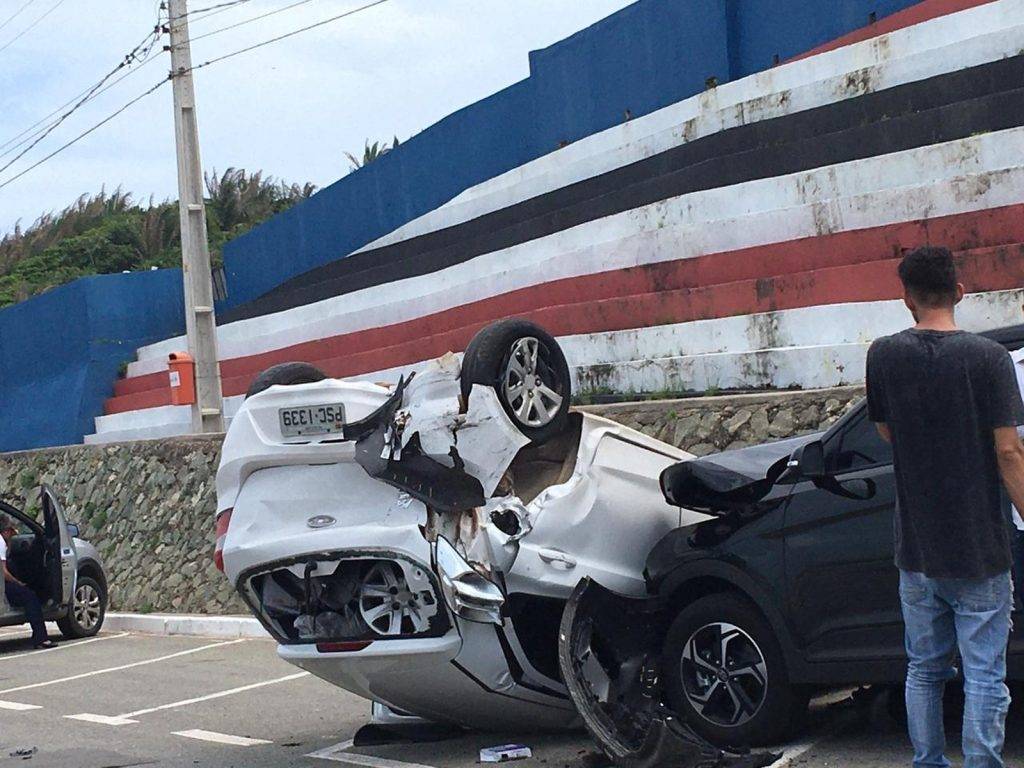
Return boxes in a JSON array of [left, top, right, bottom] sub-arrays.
[[345, 136, 400, 171]]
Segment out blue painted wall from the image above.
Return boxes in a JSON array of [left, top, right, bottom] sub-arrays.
[[0, 270, 185, 451], [219, 0, 927, 310]]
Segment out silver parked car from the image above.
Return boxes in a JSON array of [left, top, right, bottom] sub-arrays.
[[0, 486, 108, 639]]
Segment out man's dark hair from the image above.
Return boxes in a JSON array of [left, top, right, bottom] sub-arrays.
[[897, 246, 959, 307]]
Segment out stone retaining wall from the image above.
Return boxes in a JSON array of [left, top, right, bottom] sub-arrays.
[[0, 386, 864, 615]]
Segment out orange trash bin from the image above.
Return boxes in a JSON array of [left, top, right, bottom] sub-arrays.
[[168, 352, 196, 405]]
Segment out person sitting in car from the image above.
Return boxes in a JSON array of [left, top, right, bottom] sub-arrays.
[[1, 514, 55, 649]]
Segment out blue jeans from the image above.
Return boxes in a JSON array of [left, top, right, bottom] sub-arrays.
[[899, 570, 1013, 768]]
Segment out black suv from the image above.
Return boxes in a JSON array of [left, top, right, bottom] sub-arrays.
[[560, 324, 1024, 750]]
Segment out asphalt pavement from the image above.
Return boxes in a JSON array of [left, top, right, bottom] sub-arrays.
[[0, 625, 1020, 768]]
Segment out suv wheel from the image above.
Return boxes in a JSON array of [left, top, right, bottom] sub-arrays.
[[57, 576, 107, 639], [460, 319, 571, 445], [662, 593, 805, 747]]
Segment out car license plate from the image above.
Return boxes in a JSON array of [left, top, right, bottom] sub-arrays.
[[279, 404, 346, 437]]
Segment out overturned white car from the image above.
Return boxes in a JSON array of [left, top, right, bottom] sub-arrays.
[[214, 320, 704, 730]]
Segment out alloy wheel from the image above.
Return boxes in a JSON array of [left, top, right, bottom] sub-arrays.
[[358, 562, 432, 636], [73, 583, 102, 630], [502, 336, 564, 428], [680, 622, 768, 728]]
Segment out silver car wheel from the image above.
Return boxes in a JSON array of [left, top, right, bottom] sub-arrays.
[[502, 336, 564, 428], [358, 562, 431, 636], [680, 622, 768, 728], [73, 583, 102, 630]]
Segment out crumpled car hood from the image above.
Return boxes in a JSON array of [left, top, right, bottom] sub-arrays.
[[660, 434, 817, 514]]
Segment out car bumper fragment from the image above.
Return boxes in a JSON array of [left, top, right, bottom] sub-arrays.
[[557, 578, 778, 768]]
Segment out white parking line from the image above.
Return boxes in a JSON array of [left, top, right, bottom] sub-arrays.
[[307, 739, 439, 768], [767, 714, 854, 768], [0, 638, 245, 694], [0, 700, 42, 711], [1, 632, 130, 660], [173, 729, 272, 747], [67, 671, 309, 725]]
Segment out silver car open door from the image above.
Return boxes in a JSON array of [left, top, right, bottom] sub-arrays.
[[40, 485, 77, 606]]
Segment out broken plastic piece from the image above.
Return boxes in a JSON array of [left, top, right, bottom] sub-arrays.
[[480, 744, 532, 762]]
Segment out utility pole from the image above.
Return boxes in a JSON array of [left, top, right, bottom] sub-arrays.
[[167, 0, 224, 433]]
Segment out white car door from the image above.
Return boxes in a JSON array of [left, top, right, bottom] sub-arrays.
[[507, 421, 692, 599]]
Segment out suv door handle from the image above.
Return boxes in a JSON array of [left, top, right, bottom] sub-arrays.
[[538, 548, 576, 569]]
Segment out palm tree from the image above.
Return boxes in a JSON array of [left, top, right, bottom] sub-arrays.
[[345, 136, 400, 171]]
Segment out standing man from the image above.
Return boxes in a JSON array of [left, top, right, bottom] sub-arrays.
[[0, 514, 55, 649], [1009, 303, 1024, 598], [866, 246, 1024, 768]]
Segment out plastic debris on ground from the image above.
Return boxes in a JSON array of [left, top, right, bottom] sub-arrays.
[[480, 744, 532, 762]]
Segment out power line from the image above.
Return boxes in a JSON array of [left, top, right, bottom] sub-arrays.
[[0, 0, 68, 54], [183, 0, 388, 75], [0, 45, 161, 158], [0, 79, 169, 192], [0, 26, 163, 172], [167, 0, 252, 23], [185, 0, 316, 44], [0, 0, 39, 34]]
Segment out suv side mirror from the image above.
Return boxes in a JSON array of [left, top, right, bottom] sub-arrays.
[[779, 440, 825, 483], [66, 523, 80, 538]]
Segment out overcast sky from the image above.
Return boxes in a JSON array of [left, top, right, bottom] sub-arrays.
[[0, 0, 634, 236]]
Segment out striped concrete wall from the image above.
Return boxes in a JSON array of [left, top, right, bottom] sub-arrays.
[[87, 0, 1024, 443]]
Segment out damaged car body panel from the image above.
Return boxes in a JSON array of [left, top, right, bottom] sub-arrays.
[[216, 334, 708, 731], [558, 579, 778, 768]]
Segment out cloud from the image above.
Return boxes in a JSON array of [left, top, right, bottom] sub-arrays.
[[0, 0, 634, 235]]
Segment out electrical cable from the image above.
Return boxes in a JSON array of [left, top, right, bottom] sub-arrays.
[[185, 0, 316, 44], [0, 0, 39, 34], [0, 23, 162, 159], [182, 0, 388, 75], [0, 79, 169, 192], [0, 0, 68, 54], [167, 0, 252, 23]]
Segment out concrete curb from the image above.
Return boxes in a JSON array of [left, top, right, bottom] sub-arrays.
[[104, 612, 269, 639]]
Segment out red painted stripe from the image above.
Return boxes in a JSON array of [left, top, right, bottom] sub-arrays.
[[106, 202, 1024, 409], [788, 0, 998, 63], [102, 237, 1024, 415]]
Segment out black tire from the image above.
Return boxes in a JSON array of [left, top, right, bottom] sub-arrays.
[[460, 319, 571, 444], [57, 576, 106, 639], [662, 593, 804, 747], [245, 362, 327, 399]]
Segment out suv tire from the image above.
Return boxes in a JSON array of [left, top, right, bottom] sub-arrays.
[[57, 575, 106, 639], [662, 593, 805, 747]]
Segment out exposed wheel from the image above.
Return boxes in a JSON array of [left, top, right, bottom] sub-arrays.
[[460, 319, 570, 444], [245, 362, 327, 399], [358, 562, 435, 636], [57, 576, 106, 639], [662, 594, 803, 747]]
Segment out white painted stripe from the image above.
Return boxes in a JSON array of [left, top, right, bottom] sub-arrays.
[[124, 128, 1024, 380], [307, 739, 438, 768], [66, 672, 308, 726], [362, 3, 1024, 253], [0, 700, 42, 711], [118, 671, 308, 718], [766, 714, 854, 767], [90, 287, 1022, 443], [65, 713, 138, 726], [1, 632, 130, 661], [0, 638, 246, 694], [173, 729, 272, 747]]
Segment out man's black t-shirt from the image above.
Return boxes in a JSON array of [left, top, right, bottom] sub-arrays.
[[866, 329, 1024, 579]]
